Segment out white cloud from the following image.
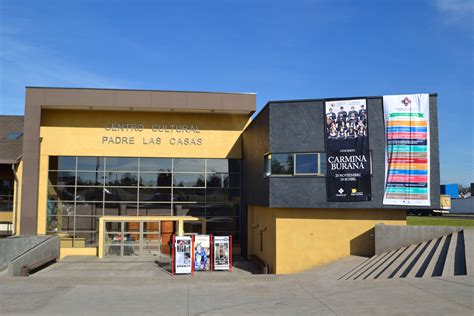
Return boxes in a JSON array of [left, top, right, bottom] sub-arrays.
[[435, 0, 474, 24]]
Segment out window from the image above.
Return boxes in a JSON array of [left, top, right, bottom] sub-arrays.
[[265, 153, 326, 177], [77, 157, 104, 171], [105, 158, 138, 171], [46, 156, 241, 247], [5, 131, 23, 140], [295, 153, 318, 175], [269, 154, 294, 175], [0, 179, 14, 212], [140, 158, 172, 172]]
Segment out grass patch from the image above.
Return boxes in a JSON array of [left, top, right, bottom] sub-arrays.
[[407, 216, 474, 227]]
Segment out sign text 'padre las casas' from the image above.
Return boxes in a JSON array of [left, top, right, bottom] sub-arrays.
[[102, 123, 203, 146]]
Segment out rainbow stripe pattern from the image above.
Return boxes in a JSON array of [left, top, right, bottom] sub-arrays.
[[383, 94, 430, 206]]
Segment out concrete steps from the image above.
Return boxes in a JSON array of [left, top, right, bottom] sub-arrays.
[[341, 229, 471, 280]]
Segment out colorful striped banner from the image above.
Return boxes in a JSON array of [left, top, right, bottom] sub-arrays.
[[387, 145, 428, 152], [387, 127, 427, 133], [388, 163, 428, 170], [388, 169, 428, 175], [388, 158, 428, 164], [387, 175, 428, 183], [385, 187, 428, 194], [388, 152, 428, 158], [384, 193, 428, 200], [383, 94, 430, 206], [389, 113, 424, 118], [387, 133, 427, 140], [387, 120, 427, 127]]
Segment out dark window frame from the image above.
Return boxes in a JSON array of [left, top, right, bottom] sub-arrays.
[[264, 152, 326, 177]]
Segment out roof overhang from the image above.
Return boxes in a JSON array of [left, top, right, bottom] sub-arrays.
[[25, 87, 256, 115]]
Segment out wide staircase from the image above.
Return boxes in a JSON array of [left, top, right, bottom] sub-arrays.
[[340, 229, 472, 280]]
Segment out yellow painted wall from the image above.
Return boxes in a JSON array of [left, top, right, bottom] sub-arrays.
[[40, 109, 249, 158], [247, 205, 277, 273], [37, 109, 251, 245], [0, 212, 12, 222], [60, 247, 97, 259], [248, 206, 406, 274]]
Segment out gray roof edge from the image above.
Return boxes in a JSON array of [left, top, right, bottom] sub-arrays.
[[265, 93, 438, 105], [25, 86, 256, 96], [0, 159, 20, 164]]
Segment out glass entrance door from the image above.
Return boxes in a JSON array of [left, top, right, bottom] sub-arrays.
[[104, 221, 162, 257], [142, 221, 161, 256]]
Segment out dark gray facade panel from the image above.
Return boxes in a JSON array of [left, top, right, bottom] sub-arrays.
[[269, 101, 325, 153], [266, 96, 440, 209]]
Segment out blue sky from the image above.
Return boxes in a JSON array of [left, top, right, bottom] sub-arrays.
[[0, 0, 473, 186]]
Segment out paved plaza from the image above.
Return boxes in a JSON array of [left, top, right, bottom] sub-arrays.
[[0, 256, 472, 315]]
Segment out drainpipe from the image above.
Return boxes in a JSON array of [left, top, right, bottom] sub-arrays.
[[11, 163, 19, 236]]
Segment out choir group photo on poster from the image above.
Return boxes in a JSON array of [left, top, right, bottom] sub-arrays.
[[326, 101, 368, 140], [324, 99, 372, 202]]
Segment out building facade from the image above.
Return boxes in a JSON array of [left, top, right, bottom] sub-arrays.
[[241, 96, 439, 273], [0, 87, 439, 274]]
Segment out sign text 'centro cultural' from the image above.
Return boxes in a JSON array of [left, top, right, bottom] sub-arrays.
[[324, 99, 371, 202], [101, 123, 203, 146]]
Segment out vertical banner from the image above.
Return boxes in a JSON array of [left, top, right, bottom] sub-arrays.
[[324, 99, 371, 201], [174, 236, 192, 274], [213, 236, 231, 271], [194, 235, 211, 271], [383, 94, 430, 206]]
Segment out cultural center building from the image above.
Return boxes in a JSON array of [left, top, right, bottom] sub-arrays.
[[0, 87, 440, 274]]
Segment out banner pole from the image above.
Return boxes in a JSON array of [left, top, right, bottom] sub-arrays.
[[210, 234, 213, 272], [192, 235, 195, 276], [172, 234, 175, 276], [229, 234, 232, 272]]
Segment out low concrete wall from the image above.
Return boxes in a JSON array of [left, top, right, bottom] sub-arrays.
[[375, 224, 463, 255], [0, 236, 49, 270], [8, 236, 60, 276]]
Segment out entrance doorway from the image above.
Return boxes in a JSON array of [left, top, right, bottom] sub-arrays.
[[103, 221, 163, 257], [99, 216, 205, 258]]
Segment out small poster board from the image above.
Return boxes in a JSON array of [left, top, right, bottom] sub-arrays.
[[194, 235, 211, 271], [440, 195, 451, 210], [213, 236, 232, 271], [174, 236, 192, 274]]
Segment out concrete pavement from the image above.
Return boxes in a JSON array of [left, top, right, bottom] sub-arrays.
[[0, 256, 472, 315]]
